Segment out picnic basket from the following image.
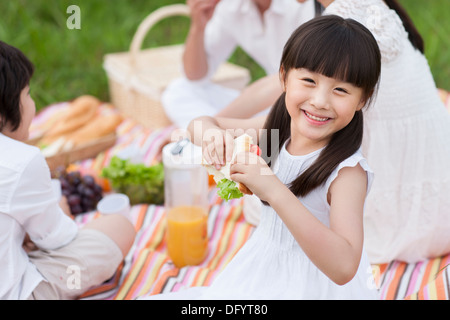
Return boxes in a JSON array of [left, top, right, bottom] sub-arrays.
[[103, 4, 251, 129]]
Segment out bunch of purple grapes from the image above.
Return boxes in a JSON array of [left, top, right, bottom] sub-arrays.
[[56, 168, 103, 215]]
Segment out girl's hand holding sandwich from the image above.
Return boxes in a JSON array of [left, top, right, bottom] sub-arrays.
[[202, 128, 234, 170], [200, 128, 267, 201], [230, 151, 281, 203], [188, 115, 266, 201]]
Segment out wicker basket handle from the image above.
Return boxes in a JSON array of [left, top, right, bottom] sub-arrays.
[[129, 4, 191, 66]]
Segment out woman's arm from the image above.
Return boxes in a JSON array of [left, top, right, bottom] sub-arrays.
[[217, 74, 282, 118], [183, 25, 208, 80], [183, 0, 220, 80], [231, 154, 368, 285]]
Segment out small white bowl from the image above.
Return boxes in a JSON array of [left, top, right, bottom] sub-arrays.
[[97, 193, 131, 220]]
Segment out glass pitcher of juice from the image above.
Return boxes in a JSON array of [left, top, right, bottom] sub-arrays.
[[162, 139, 209, 268]]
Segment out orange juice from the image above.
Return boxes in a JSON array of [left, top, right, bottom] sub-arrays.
[[166, 205, 208, 268]]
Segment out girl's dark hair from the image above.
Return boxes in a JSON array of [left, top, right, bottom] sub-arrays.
[[0, 41, 34, 132], [383, 0, 424, 53], [261, 15, 381, 200], [314, 0, 324, 17]]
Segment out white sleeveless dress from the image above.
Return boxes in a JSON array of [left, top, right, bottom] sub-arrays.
[[325, 0, 450, 263], [145, 143, 379, 300]]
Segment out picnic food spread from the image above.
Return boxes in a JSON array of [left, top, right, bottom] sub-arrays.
[[34, 95, 122, 158]]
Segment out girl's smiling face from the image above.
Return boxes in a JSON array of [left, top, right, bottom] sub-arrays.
[[282, 68, 365, 153]]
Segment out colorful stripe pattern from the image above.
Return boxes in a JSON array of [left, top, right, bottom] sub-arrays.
[[32, 90, 450, 300], [375, 256, 450, 300], [77, 201, 450, 300], [77, 195, 253, 300]]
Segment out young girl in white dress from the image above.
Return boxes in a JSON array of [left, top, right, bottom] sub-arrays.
[[147, 14, 382, 300], [222, 0, 450, 264]]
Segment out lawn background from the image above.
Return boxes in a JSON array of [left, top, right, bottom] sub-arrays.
[[0, 0, 448, 111]]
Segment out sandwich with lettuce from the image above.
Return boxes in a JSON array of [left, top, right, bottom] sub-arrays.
[[203, 134, 261, 201]]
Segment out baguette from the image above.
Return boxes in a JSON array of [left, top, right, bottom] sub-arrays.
[[40, 97, 100, 144], [64, 95, 102, 119], [65, 113, 123, 147], [39, 95, 101, 133]]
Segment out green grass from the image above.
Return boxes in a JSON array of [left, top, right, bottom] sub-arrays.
[[0, 0, 448, 111], [399, 0, 449, 92]]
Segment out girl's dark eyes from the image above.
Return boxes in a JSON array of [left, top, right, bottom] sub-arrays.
[[302, 78, 315, 84], [335, 87, 349, 94], [301, 78, 349, 94]]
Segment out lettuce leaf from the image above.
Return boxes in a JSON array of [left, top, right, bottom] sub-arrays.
[[101, 156, 164, 205], [216, 178, 243, 201]]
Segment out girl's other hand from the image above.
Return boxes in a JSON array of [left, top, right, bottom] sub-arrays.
[[202, 128, 234, 170]]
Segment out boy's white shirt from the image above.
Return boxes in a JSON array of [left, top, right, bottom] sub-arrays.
[[0, 133, 78, 300]]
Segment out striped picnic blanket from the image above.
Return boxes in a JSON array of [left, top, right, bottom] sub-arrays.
[[77, 194, 252, 299], [32, 90, 450, 300], [78, 200, 450, 300]]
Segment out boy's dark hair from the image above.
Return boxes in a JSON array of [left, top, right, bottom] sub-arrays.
[[0, 41, 34, 132], [261, 15, 381, 200]]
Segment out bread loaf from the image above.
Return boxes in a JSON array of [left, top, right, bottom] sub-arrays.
[[66, 113, 123, 147], [40, 95, 100, 144]]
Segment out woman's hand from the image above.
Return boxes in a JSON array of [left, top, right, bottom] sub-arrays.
[[184, 0, 220, 79], [230, 152, 282, 202], [187, 0, 221, 31]]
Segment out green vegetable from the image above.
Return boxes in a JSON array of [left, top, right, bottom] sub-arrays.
[[101, 156, 164, 205], [216, 178, 243, 201]]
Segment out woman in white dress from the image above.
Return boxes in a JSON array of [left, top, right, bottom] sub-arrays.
[[147, 14, 382, 299], [221, 0, 450, 264]]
